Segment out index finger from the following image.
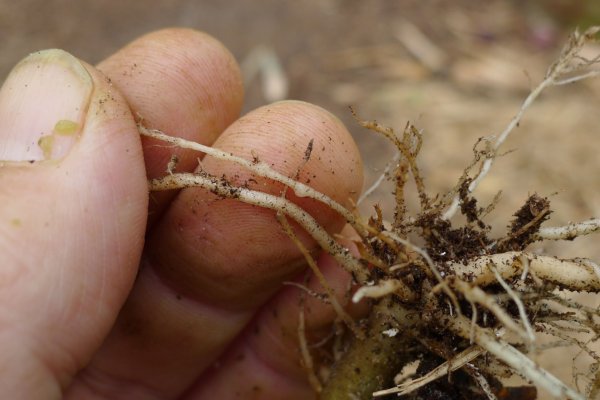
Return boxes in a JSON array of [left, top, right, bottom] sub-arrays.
[[97, 28, 244, 226]]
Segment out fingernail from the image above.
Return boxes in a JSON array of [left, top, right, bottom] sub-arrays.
[[0, 49, 93, 162]]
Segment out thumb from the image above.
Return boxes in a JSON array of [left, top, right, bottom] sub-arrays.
[[0, 50, 148, 397]]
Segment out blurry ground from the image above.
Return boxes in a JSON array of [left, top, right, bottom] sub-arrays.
[[2, 0, 600, 396]]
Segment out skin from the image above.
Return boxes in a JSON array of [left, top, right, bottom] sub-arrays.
[[0, 29, 364, 399]]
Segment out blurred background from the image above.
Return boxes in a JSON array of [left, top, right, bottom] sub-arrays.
[[2, 0, 600, 393]]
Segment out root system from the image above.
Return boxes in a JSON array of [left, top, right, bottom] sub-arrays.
[[142, 27, 600, 399]]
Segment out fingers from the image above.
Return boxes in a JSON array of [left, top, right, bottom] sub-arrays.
[[152, 101, 363, 307], [97, 28, 244, 226], [71, 101, 363, 398], [0, 50, 148, 397], [185, 236, 362, 399]]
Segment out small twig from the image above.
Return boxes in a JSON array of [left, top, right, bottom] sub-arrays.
[[372, 345, 486, 397]]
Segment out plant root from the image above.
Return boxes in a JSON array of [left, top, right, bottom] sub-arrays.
[[141, 25, 600, 400]]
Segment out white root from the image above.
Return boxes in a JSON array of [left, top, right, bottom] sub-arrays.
[[381, 230, 461, 311], [277, 212, 364, 339], [139, 126, 369, 237], [535, 218, 600, 240], [447, 314, 585, 400], [149, 172, 370, 282], [352, 279, 415, 303], [489, 265, 536, 343], [450, 252, 600, 292], [574, 258, 600, 282], [454, 280, 531, 343], [372, 345, 486, 397], [443, 27, 600, 220], [138, 28, 600, 398], [298, 309, 323, 393], [357, 152, 400, 205], [553, 69, 600, 85], [519, 254, 530, 281], [464, 365, 498, 400]]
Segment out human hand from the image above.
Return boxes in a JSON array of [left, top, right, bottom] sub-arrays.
[[0, 29, 363, 399]]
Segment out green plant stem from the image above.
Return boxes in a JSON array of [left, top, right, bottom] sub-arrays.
[[320, 300, 417, 400]]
